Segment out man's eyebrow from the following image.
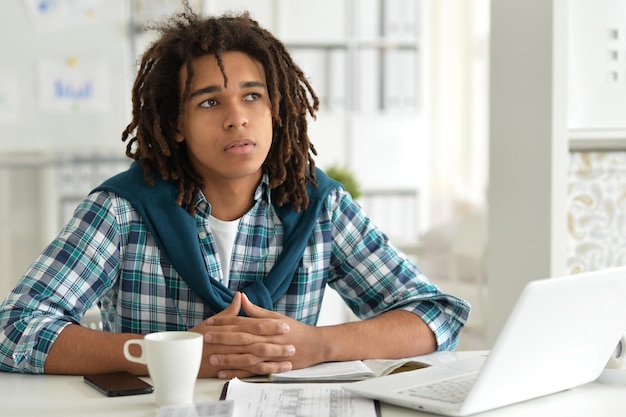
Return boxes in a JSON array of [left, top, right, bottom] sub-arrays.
[[188, 81, 266, 99], [189, 85, 221, 99], [241, 81, 266, 89]]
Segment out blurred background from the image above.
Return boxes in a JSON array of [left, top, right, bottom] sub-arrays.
[[1, 0, 625, 350]]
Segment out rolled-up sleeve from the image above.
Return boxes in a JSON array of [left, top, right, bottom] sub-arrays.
[[0, 193, 120, 373], [328, 189, 471, 351]]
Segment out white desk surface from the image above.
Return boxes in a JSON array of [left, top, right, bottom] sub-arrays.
[[2, 352, 625, 417]]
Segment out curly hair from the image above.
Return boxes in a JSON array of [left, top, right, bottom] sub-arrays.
[[122, 7, 320, 214]]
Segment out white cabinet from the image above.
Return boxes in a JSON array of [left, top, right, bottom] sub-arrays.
[[566, 0, 626, 274], [568, 0, 626, 130]]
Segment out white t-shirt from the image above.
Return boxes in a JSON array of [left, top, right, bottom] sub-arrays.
[[207, 215, 241, 287]]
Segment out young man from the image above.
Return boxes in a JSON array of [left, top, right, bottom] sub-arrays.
[[0, 9, 470, 379]]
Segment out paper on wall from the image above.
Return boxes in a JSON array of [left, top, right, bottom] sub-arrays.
[[38, 58, 110, 114]]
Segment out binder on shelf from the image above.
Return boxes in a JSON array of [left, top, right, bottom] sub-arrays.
[[203, 0, 276, 32], [355, 0, 381, 40], [327, 48, 348, 112], [401, 0, 421, 39], [383, 0, 420, 40], [383, 50, 402, 112], [277, 0, 347, 43], [356, 48, 381, 113], [383, 48, 418, 112], [291, 48, 328, 110]]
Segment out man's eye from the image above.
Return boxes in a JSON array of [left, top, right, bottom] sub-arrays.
[[200, 98, 218, 108], [244, 93, 260, 101]]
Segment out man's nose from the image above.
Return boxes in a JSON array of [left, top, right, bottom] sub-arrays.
[[223, 104, 249, 130]]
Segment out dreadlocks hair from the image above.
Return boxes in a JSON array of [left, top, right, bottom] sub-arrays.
[[122, 8, 320, 215]]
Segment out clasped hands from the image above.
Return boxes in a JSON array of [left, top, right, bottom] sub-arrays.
[[190, 292, 323, 379]]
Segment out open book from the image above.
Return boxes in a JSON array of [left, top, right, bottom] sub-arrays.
[[269, 350, 457, 382]]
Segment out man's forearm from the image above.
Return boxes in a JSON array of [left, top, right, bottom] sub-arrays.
[[319, 310, 437, 362], [44, 324, 146, 375]]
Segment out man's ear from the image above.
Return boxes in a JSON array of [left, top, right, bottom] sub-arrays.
[[173, 124, 185, 143]]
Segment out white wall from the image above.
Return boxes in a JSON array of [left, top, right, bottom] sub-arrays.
[[0, 1, 130, 152], [0, 1, 131, 297]]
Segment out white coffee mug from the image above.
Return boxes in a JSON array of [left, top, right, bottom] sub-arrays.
[[123, 331, 203, 407]]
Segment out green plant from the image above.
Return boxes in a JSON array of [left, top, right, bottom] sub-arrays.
[[325, 165, 362, 200]]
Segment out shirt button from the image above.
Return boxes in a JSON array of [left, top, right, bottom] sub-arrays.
[[198, 232, 207, 239]]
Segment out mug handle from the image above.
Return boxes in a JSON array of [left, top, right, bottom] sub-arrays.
[[123, 339, 147, 364]]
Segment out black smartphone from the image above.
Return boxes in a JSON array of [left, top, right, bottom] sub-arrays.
[[84, 371, 154, 397]]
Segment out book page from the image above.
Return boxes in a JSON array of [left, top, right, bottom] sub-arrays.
[[271, 350, 459, 381], [363, 350, 459, 377], [224, 378, 379, 417], [270, 360, 374, 381]]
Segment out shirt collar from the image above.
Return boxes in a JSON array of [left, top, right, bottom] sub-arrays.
[[194, 172, 272, 216]]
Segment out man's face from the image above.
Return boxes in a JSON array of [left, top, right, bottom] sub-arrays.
[[177, 51, 273, 186]]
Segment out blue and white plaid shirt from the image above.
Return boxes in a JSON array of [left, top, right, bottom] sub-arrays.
[[0, 176, 470, 373]]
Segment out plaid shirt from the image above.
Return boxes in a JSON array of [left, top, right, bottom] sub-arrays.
[[0, 177, 470, 373]]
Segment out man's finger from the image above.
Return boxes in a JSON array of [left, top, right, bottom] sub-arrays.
[[204, 292, 243, 326], [240, 292, 280, 318]]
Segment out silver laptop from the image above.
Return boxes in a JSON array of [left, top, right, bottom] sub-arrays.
[[343, 267, 626, 416]]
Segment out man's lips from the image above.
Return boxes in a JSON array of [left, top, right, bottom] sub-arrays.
[[224, 139, 255, 155]]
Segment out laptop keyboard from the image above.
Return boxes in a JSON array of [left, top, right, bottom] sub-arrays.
[[397, 374, 477, 404]]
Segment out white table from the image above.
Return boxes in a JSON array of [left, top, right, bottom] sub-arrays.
[[2, 355, 626, 416]]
